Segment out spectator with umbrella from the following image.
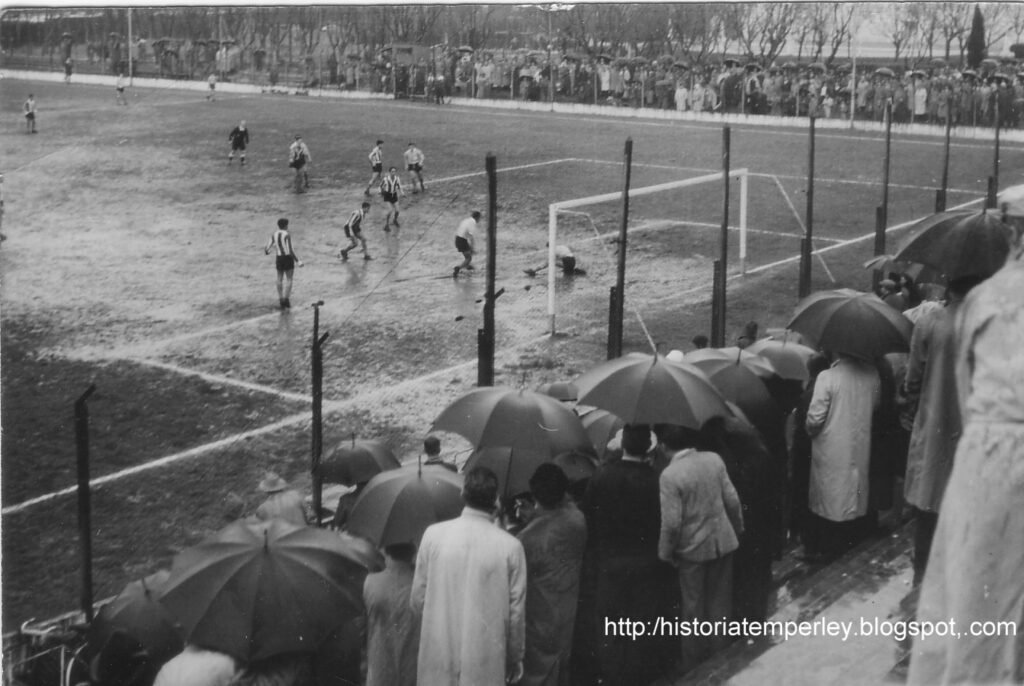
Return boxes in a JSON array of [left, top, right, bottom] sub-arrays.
[[517, 464, 587, 686], [254, 472, 308, 526], [320, 436, 400, 530], [364, 542, 420, 686]]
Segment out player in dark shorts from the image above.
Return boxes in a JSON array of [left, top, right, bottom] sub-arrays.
[[453, 211, 481, 277], [265, 217, 303, 309], [379, 167, 404, 231], [340, 202, 372, 261], [228, 120, 249, 166], [364, 140, 384, 196], [404, 142, 426, 193]]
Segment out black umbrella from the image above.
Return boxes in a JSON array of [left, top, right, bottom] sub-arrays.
[[894, 210, 1012, 281], [874, 67, 895, 78], [788, 289, 913, 359]]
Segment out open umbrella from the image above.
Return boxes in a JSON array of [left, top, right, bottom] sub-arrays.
[[683, 347, 777, 378], [874, 67, 895, 78], [87, 570, 183, 676], [894, 210, 1012, 281], [159, 519, 382, 663], [573, 353, 730, 428], [457, 45, 474, 53], [745, 338, 817, 382], [808, 62, 827, 72], [536, 381, 578, 402], [962, 69, 978, 78], [464, 445, 546, 497], [745, 62, 763, 72], [318, 437, 400, 486], [861, 254, 945, 284], [580, 408, 624, 459], [673, 61, 690, 70], [345, 464, 463, 547], [723, 57, 740, 67], [909, 69, 927, 79], [788, 289, 912, 359], [930, 57, 947, 68], [683, 353, 782, 435], [981, 57, 999, 69], [432, 387, 592, 460]]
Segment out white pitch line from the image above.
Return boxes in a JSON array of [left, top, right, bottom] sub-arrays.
[[123, 358, 313, 404]]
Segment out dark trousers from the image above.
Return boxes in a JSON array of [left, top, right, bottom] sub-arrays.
[[912, 508, 939, 586], [677, 553, 734, 672], [804, 512, 873, 558]]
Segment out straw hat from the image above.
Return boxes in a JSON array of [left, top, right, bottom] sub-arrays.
[[258, 472, 289, 493]]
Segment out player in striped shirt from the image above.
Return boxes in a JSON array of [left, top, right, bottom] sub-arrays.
[[404, 142, 426, 193], [339, 202, 373, 261], [264, 217, 303, 309], [364, 140, 384, 197], [379, 167, 405, 232]]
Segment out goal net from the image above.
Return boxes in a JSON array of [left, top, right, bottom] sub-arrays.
[[545, 169, 749, 335]]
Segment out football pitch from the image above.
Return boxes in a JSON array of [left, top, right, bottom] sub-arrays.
[[1, 78, 1019, 624]]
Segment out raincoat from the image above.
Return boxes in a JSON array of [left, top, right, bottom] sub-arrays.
[[364, 558, 419, 686], [903, 303, 962, 513], [909, 255, 1024, 684], [411, 507, 527, 686], [805, 357, 881, 522], [517, 500, 587, 686]]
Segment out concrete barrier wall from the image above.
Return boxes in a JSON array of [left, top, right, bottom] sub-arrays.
[[5, 69, 1021, 143]]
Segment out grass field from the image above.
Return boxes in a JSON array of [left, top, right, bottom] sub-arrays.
[[2, 77, 1020, 627]]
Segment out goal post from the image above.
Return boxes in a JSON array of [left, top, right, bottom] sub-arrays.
[[546, 168, 749, 335]]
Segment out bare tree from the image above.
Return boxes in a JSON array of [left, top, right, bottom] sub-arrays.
[[935, 2, 972, 64], [982, 3, 1014, 55], [724, 3, 800, 63], [667, 3, 726, 66], [873, 2, 922, 62]]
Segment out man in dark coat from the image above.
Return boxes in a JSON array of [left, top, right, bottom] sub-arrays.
[[582, 424, 675, 686]]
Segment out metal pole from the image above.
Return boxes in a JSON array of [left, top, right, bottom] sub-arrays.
[[607, 286, 620, 360], [880, 101, 892, 248], [718, 126, 731, 344], [613, 138, 633, 359], [938, 111, 952, 212], [992, 99, 1001, 206], [75, 384, 98, 622], [479, 153, 498, 386], [127, 7, 133, 84], [311, 301, 325, 526], [873, 206, 886, 290], [801, 117, 816, 298], [711, 260, 723, 347]]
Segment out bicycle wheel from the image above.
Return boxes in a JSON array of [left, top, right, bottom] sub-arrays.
[[63, 645, 90, 686]]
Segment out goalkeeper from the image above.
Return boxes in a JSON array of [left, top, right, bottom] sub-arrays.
[[524, 243, 586, 278]]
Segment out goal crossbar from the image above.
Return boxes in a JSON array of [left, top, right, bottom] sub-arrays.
[[546, 168, 749, 334]]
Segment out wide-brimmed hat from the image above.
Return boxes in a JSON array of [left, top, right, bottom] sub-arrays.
[[258, 472, 289, 493]]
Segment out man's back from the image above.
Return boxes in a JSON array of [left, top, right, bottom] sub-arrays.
[[365, 561, 419, 686], [412, 508, 526, 686], [658, 450, 742, 563], [584, 459, 660, 558]]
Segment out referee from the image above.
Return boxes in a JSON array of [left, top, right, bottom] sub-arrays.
[[264, 217, 303, 309]]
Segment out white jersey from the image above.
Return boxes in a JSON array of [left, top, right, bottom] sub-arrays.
[[455, 217, 477, 240], [404, 146, 424, 166]]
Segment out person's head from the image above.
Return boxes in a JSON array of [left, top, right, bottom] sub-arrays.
[[660, 424, 704, 452], [621, 423, 652, 458], [28, 93, 34, 99], [240, 120, 246, 127], [258, 472, 288, 493], [376, 139, 384, 146], [471, 211, 482, 222], [423, 435, 441, 457], [388, 166, 397, 174], [383, 542, 416, 564], [691, 334, 709, 349], [294, 134, 302, 141], [462, 466, 499, 512], [879, 278, 897, 296], [529, 463, 569, 509], [408, 142, 415, 148], [361, 201, 371, 210], [277, 218, 289, 230]]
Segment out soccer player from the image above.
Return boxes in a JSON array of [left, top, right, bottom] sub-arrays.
[[116, 74, 128, 105], [340, 202, 372, 261], [524, 243, 585, 277], [453, 211, 481, 278], [288, 135, 311, 194], [23, 94, 37, 133], [364, 140, 384, 196], [379, 167, 405, 232], [228, 120, 249, 166], [264, 217, 303, 310], [404, 142, 426, 193], [64, 57, 73, 84], [207, 72, 217, 101]]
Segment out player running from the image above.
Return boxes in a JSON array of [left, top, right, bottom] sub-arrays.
[[228, 120, 249, 166], [288, 135, 311, 193], [340, 202, 373, 262], [264, 217, 303, 310], [364, 140, 384, 196], [453, 211, 481, 278], [404, 142, 426, 193], [379, 167, 405, 232]]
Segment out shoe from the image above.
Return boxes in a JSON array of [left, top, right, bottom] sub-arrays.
[[283, 297, 291, 309], [364, 254, 373, 261], [279, 298, 287, 309], [453, 266, 460, 278], [340, 249, 349, 261], [465, 265, 476, 271], [383, 224, 391, 233]]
